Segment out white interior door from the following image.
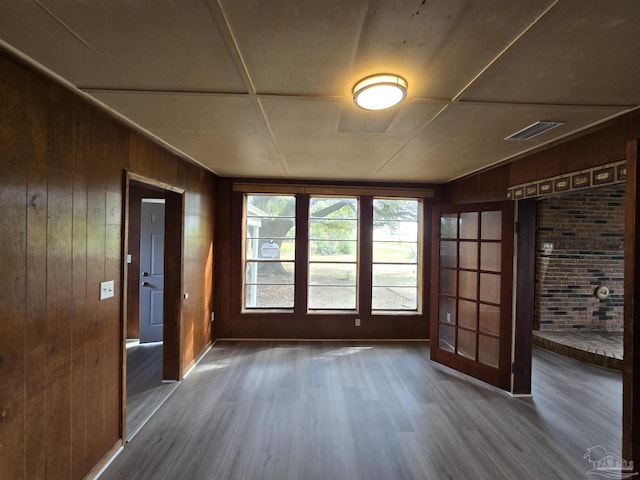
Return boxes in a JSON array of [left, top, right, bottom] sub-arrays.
[[139, 200, 165, 343]]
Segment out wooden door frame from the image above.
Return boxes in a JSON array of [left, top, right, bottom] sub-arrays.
[[121, 171, 185, 441], [624, 139, 639, 466], [512, 199, 536, 395]]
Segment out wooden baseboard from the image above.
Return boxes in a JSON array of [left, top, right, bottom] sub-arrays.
[[216, 337, 430, 342], [83, 439, 123, 480]]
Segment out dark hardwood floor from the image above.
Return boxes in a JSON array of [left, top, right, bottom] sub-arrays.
[[103, 341, 622, 480], [126, 341, 180, 441]]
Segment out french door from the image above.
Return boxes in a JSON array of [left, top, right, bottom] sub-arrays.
[[430, 202, 514, 391]]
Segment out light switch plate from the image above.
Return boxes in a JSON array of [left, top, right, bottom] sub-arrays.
[[100, 280, 115, 300]]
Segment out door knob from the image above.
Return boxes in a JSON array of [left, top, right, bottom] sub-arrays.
[[142, 272, 149, 277], [142, 281, 150, 287]]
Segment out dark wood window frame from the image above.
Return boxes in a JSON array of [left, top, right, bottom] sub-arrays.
[[231, 184, 434, 323]]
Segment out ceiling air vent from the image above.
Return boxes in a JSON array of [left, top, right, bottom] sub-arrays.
[[505, 121, 564, 141]]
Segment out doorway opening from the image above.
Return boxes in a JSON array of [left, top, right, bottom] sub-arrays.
[[122, 174, 184, 441], [532, 183, 625, 370]]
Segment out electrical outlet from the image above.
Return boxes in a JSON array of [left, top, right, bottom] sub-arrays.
[[355, 318, 361, 327]]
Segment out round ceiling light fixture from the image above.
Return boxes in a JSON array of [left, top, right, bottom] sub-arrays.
[[353, 74, 408, 110]]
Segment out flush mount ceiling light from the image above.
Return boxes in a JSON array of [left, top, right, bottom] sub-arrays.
[[353, 74, 408, 110]]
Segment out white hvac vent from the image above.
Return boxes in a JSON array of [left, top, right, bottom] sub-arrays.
[[505, 121, 564, 141]]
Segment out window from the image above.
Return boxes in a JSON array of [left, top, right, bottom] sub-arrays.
[[244, 195, 296, 309], [308, 197, 358, 310], [372, 199, 420, 311], [240, 190, 425, 314]]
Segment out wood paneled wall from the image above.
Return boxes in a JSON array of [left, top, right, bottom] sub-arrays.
[[0, 52, 216, 479], [444, 118, 635, 204]]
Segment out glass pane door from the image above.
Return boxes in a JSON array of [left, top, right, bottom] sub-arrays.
[[430, 202, 514, 391]]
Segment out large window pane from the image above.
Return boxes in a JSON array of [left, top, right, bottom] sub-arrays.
[[245, 285, 294, 309], [309, 286, 356, 309], [372, 287, 417, 310], [245, 261, 294, 285], [372, 199, 420, 311], [309, 241, 357, 262], [310, 197, 358, 219], [372, 242, 417, 263], [246, 239, 295, 261], [373, 264, 417, 287], [244, 195, 296, 309], [309, 263, 356, 285], [373, 221, 418, 240], [310, 219, 358, 240], [309, 197, 358, 310]]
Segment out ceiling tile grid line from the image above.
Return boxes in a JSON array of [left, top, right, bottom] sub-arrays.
[[370, 103, 452, 179], [34, 0, 101, 56], [209, 0, 255, 96], [450, 0, 561, 103]]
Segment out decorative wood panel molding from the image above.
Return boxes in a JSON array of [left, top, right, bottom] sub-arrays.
[[507, 160, 626, 200]]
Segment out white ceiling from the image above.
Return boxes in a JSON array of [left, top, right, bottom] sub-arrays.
[[1, 0, 639, 183]]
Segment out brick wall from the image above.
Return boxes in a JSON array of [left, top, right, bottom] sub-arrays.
[[535, 184, 625, 331]]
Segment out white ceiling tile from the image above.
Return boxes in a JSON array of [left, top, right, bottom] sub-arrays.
[[462, 0, 640, 105], [89, 91, 285, 177], [1, 0, 247, 91], [218, 0, 368, 96]]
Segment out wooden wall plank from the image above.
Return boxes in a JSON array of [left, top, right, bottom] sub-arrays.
[[70, 98, 89, 479], [24, 66, 49, 480], [84, 110, 109, 468], [0, 53, 28, 480], [215, 179, 233, 338], [45, 87, 75, 479]]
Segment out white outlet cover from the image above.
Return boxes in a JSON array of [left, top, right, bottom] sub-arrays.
[[100, 280, 115, 300]]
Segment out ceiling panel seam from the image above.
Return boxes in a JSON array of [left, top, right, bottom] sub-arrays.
[[207, 0, 255, 95], [370, 103, 452, 179], [451, 0, 561, 103], [34, 0, 101, 56], [207, 0, 290, 176]]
